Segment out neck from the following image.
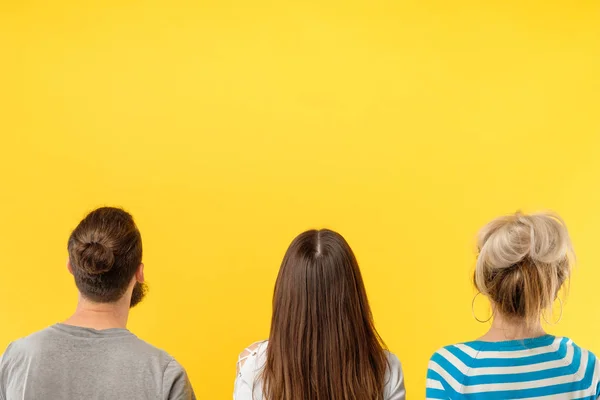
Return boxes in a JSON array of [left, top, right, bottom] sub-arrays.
[[478, 312, 546, 342], [64, 296, 130, 330]]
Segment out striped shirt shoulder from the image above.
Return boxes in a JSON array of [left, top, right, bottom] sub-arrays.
[[426, 335, 600, 399]]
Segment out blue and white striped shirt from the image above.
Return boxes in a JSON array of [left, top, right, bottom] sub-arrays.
[[426, 335, 600, 399]]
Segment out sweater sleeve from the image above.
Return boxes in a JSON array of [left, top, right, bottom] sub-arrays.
[[0, 342, 16, 400], [162, 359, 195, 400], [426, 351, 449, 400], [384, 352, 406, 400]]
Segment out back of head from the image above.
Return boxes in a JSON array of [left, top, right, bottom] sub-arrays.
[[68, 207, 142, 303], [263, 229, 387, 400], [474, 211, 573, 326]]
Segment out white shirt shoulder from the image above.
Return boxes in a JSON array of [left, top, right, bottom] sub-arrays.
[[234, 342, 405, 400], [384, 351, 406, 400], [233, 340, 268, 400]]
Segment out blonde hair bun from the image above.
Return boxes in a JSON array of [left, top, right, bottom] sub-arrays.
[[475, 211, 573, 324]]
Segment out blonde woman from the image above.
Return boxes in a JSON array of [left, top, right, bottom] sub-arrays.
[[426, 211, 600, 399]]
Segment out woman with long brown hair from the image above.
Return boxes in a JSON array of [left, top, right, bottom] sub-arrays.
[[234, 229, 406, 400]]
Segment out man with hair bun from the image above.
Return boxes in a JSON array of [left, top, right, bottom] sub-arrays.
[[0, 207, 195, 400]]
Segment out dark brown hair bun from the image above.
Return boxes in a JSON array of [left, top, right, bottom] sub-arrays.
[[73, 241, 115, 275], [68, 207, 142, 303]]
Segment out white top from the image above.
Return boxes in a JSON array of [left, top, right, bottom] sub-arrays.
[[234, 340, 406, 400]]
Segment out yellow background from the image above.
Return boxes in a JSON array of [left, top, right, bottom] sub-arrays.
[[1, 0, 599, 397]]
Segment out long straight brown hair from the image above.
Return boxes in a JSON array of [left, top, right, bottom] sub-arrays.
[[262, 229, 388, 400]]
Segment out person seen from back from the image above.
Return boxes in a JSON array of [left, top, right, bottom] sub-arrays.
[[0, 207, 195, 400], [426, 211, 600, 399], [234, 229, 406, 400]]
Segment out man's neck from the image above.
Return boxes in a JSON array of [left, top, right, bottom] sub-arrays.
[[478, 312, 546, 342], [63, 297, 130, 330]]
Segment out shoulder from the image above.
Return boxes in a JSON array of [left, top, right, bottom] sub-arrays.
[[383, 351, 406, 399], [0, 326, 184, 374], [565, 336, 596, 354], [425, 342, 472, 383], [535, 337, 600, 397], [1, 326, 58, 358], [236, 340, 268, 384], [562, 337, 600, 369], [385, 351, 402, 373], [234, 341, 267, 399], [0, 326, 74, 374], [161, 358, 195, 400], [126, 336, 182, 369], [543, 337, 600, 398], [427, 343, 462, 365], [119, 336, 192, 393], [425, 337, 600, 380], [539, 336, 600, 373], [425, 342, 471, 396], [237, 340, 268, 370]]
